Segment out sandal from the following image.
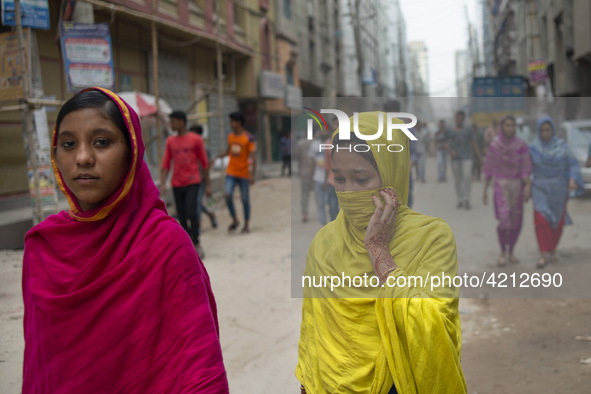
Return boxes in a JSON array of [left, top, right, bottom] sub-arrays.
[[497, 254, 507, 267], [241, 227, 250, 234], [228, 222, 239, 232], [508, 254, 520, 264], [536, 257, 547, 269]]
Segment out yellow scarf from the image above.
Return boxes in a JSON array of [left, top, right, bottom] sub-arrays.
[[296, 112, 467, 393]]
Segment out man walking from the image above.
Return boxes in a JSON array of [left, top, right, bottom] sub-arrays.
[[160, 111, 210, 256], [413, 121, 429, 183], [189, 125, 218, 229], [435, 119, 448, 182], [445, 110, 483, 210], [295, 131, 313, 222], [217, 112, 256, 233]]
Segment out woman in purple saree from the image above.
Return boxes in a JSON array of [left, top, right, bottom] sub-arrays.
[[482, 116, 533, 266]]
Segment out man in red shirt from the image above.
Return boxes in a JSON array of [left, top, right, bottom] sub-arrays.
[[160, 111, 210, 255], [216, 112, 256, 233]]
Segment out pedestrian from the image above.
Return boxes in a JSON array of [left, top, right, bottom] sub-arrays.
[[216, 111, 256, 233], [22, 87, 228, 393], [515, 117, 532, 143], [445, 110, 483, 210], [160, 110, 210, 257], [482, 116, 533, 267], [529, 116, 584, 268], [483, 119, 499, 154], [325, 118, 340, 221], [471, 123, 484, 181], [413, 121, 428, 183], [308, 126, 331, 225], [280, 130, 292, 176], [435, 119, 448, 182], [383, 99, 416, 208], [189, 124, 218, 229], [295, 130, 314, 222], [297, 112, 466, 394]]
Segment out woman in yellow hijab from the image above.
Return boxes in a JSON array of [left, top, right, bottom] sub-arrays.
[[296, 112, 466, 394]]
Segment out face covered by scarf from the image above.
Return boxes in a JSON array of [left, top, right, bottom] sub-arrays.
[[333, 111, 410, 239]]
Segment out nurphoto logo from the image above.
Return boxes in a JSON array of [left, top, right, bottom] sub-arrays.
[[304, 108, 418, 152]]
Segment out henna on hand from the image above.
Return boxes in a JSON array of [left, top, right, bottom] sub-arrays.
[[365, 187, 400, 282]]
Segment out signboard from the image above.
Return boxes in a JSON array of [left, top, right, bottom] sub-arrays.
[[0, 29, 29, 101], [471, 76, 526, 127], [527, 59, 548, 85], [26, 108, 59, 217], [1, 0, 50, 30], [60, 22, 115, 92], [285, 85, 302, 109], [259, 69, 284, 98]]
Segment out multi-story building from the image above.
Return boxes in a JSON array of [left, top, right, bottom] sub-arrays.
[[295, 0, 339, 99], [376, 0, 408, 99], [408, 41, 429, 96], [336, 0, 379, 98], [266, 0, 302, 160], [483, 0, 591, 99], [0, 0, 286, 202]]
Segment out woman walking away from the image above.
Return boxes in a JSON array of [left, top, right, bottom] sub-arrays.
[[529, 116, 584, 268], [482, 116, 532, 267], [297, 112, 466, 394], [22, 87, 228, 393]]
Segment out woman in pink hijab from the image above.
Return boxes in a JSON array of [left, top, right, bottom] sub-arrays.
[[22, 87, 228, 393], [482, 115, 533, 267]]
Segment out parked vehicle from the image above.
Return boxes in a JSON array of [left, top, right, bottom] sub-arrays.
[[558, 120, 591, 192]]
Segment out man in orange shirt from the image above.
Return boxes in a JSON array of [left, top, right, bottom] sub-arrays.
[[216, 112, 256, 233], [160, 111, 210, 256]]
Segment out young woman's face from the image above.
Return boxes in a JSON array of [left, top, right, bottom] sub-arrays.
[[540, 122, 553, 142], [55, 108, 131, 212], [502, 118, 516, 139], [332, 150, 382, 192]]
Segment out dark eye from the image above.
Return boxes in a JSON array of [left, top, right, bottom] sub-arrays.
[[95, 139, 110, 147], [61, 141, 75, 149], [356, 178, 369, 184], [334, 177, 345, 183]]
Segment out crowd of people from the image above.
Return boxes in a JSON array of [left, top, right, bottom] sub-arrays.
[[294, 108, 587, 271]]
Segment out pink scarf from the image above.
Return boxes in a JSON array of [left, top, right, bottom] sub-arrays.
[[483, 116, 532, 180], [22, 87, 228, 393]]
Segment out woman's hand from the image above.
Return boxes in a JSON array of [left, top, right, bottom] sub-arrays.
[[523, 183, 531, 202], [365, 188, 399, 282], [568, 178, 577, 192]]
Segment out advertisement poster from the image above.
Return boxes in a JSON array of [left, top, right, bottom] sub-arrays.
[[0, 29, 28, 101], [28, 108, 58, 215], [60, 22, 115, 92], [527, 59, 548, 85], [1, 0, 50, 30]]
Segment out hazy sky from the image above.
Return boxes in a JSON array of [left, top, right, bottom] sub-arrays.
[[399, 0, 481, 96]]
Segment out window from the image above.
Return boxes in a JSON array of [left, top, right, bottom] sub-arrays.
[[286, 64, 294, 85], [283, 0, 292, 20]]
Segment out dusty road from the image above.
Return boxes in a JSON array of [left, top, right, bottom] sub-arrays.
[[2, 158, 591, 393]]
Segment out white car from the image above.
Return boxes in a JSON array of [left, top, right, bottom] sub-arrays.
[[557, 120, 591, 192]]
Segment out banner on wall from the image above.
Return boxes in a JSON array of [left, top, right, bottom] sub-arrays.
[[60, 22, 115, 92], [1, 0, 50, 30], [0, 29, 29, 101]]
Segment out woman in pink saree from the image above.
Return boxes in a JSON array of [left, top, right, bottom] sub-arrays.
[[482, 116, 533, 266], [22, 87, 228, 393]]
